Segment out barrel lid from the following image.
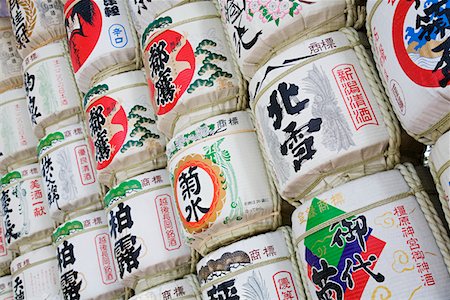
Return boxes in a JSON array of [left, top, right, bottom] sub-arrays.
[[1, 163, 40, 187], [52, 210, 106, 244], [23, 40, 66, 71], [0, 88, 25, 106], [37, 123, 86, 158]]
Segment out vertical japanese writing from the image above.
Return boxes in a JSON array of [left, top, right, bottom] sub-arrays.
[[30, 179, 46, 217], [104, 0, 120, 17], [273, 271, 299, 300], [75, 145, 95, 185], [155, 194, 182, 251], [41, 156, 60, 210], [8, 0, 30, 50], [133, 0, 151, 15], [88, 105, 111, 163], [95, 234, 117, 284], [206, 279, 240, 300], [178, 166, 209, 222], [13, 276, 24, 300], [58, 240, 82, 299], [24, 72, 41, 125], [1, 190, 19, 244]]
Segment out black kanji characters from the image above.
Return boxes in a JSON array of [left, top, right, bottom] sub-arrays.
[[330, 216, 369, 252], [24, 71, 41, 125], [311, 259, 343, 300], [340, 253, 385, 290], [206, 278, 240, 300], [88, 105, 111, 163], [178, 166, 210, 222], [57, 240, 76, 271], [13, 276, 24, 300], [133, 0, 151, 15], [114, 233, 142, 278], [1, 190, 20, 243], [155, 67, 176, 107], [60, 269, 82, 300], [149, 40, 169, 78], [104, 0, 120, 17], [10, 1, 29, 49], [41, 156, 61, 210]]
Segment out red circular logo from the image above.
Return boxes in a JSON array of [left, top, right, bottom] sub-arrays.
[[65, 0, 102, 73], [145, 30, 195, 115], [392, 0, 449, 88]]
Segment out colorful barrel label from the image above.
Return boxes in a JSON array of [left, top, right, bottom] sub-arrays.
[[142, 2, 242, 136], [167, 111, 275, 252], [23, 41, 81, 137], [84, 71, 165, 175], [249, 31, 391, 200], [64, 0, 137, 91], [11, 246, 61, 300], [216, 0, 348, 77], [197, 229, 301, 300], [0, 24, 22, 89], [8, 0, 64, 57], [0, 164, 53, 249], [105, 169, 191, 286], [368, 0, 449, 138], [292, 169, 450, 299], [38, 124, 101, 221], [131, 276, 199, 300], [53, 210, 123, 299]]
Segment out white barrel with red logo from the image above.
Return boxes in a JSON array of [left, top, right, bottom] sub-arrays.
[[249, 28, 400, 204], [142, 1, 246, 138], [366, 0, 450, 144], [10, 245, 62, 300], [0, 217, 11, 277], [0, 18, 22, 94], [38, 123, 102, 222], [0, 88, 38, 172], [430, 131, 450, 228], [83, 70, 166, 187], [197, 227, 305, 299], [215, 0, 366, 79], [7, 0, 65, 58], [63, 0, 141, 93], [22, 40, 82, 139], [127, 0, 196, 40], [0, 163, 54, 253], [167, 111, 281, 255], [292, 164, 450, 299], [53, 210, 124, 300], [0, 276, 13, 300], [130, 275, 201, 300], [105, 169, 193, 291]]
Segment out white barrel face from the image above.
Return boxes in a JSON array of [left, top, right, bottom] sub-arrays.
[[0, 20, 22, 93], [367, 0, 450, 142], [142, 1, 244, 137], [104, 169, 191, 288], [38, 123, 101, 222], [64, 0, 139, 92], [249, 30, 393, 201], [53, 210, 124, 299], [1, 164, 53, 250], [0, 275, 13, 300], [131, 275, 200, 300], [167, 111, 277, 254], [197, 228, 303, 300], [292, 168, 450, 299]]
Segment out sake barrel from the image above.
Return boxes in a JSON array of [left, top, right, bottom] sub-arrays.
[[23, 40, 82, 139], [292, 164, 450, 299], [10, 245, 62, 300], [249, 28, 400, 204], [215, 0, 366, 79], [38, 123, 102, 222], [366, 0, 450, 144], [167, 111, 280, 255], [0, 88, 38, 169], [64, 0, 141, 93], [0, 163, 54, 253], [104, 169, 193, 290], [127, 0, 196, 41], [0, 218, 11, 277], [197, 227, 304, 299], [130, 275, 201, 300], [53, 210, 124, 299], [0, 18, 22, 94], [83, 70, 166, 187], [7, 0, 65, 58], [0, 276, 12, 300], [429, 131, 450, 227], [142, 1, 246, 138]]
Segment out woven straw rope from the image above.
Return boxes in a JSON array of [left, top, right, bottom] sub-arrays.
[[429, 159, 450, 231], [366, 0, 450, 145]]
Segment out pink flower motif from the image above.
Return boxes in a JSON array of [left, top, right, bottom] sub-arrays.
[[258, 0, 272, 5]]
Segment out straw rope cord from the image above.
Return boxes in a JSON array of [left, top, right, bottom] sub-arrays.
[[186, 274, 202, 299], [429, 159, 450, 231]]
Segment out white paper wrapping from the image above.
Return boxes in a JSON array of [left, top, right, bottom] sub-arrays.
[[292, 167, 450, 299], [83, 70, 166, 187], [216, 0, 365, 79], [23, 40, 82, 139], [0, 1, 8, 17], [167, 111, 280, 255], [64, 0, 140, 93], [0, 88, 38, 170], [366, 0, 450, 144], [142, 1, 245, 138], [0, 276, 12, 300], [38, 123, 102, 222], [0, 164, 54, 252], [104, 169, 192, 289], [0, 218, 11, 277], [10, 245, 62, 300], [0, 18, 22, 94], [197, 227, 304, 299], [249, 29, 399, 203], [8, 0, 65, 58], [53, 210, 124, 300], [126, 0, 193, 40], [130, 275, 200, 300]]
